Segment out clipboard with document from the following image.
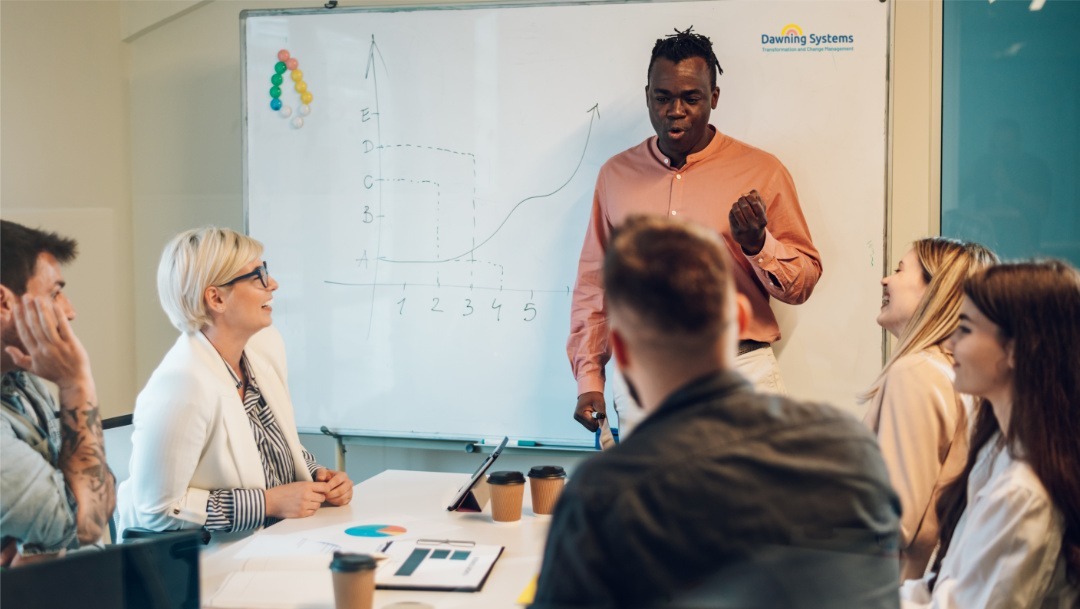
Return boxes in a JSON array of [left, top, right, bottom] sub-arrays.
[[375, 538, 504, 592]]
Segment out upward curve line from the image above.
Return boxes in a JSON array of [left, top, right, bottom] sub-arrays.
[[378, 103, 600, 265]]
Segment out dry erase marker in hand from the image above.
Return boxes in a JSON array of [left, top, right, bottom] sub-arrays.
[[594, 411, 616, 450]]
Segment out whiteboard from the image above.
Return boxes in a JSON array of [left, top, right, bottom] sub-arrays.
[[243, 0, 889, 448]]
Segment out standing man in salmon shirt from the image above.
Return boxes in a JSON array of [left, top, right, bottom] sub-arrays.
[[568, 28, 822, 436]]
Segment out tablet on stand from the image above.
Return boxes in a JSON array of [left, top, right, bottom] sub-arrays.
[[446, 436, 509, 512]]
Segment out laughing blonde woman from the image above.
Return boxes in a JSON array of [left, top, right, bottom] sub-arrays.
[[859, 237, 996, 580]]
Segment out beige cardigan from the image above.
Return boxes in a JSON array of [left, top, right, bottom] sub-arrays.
[[863, 347, 970, 581]]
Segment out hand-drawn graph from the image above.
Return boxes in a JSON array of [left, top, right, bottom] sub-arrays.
[[244, 9, 623, 446], [321, 36, 601, 337]]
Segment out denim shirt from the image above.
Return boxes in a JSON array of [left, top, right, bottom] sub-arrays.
[[1, 371, 79, 555]]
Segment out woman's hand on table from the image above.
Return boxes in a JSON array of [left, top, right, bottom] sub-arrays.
[[264, 481, 329, 519], [314, 468, 354, 506]]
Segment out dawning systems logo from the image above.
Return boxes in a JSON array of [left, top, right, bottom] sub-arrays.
[[780, 23, 803, 37], [761, 23, 855, 53]]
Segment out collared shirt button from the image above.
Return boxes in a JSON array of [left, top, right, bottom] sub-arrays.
[[671, 211, 678, 216], [758, 258, 764, 263], [676, 174, 682, 180], [663, 158, 670, 165]]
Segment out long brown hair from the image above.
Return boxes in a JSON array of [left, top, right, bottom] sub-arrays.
[[859, 237, 997, 404], [931, 260, 1080, 588]]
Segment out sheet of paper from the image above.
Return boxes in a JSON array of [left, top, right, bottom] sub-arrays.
[[233, 531, 344, 560], [233, 515, 460, 561], [238, 553, 333, 573], [204, 570, 332, 608], [296, 516, 460, 554]]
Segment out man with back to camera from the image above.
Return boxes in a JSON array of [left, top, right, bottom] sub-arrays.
[[534, 215, 899, 608], [568, 28, 822, 435], [0, 220, 116, 566]]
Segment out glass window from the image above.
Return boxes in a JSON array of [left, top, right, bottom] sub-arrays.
[[942, 0, 1080, 265]]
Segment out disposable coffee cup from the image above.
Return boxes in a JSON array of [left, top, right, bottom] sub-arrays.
[[527, 465, 567, 515], [330, 551, 377, 609], [487, 470, 526, 522]]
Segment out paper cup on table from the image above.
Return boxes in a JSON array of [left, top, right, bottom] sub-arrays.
[[487, 470, 526, 522], [527, 465, 567, 515], [330, 552, 377, 609]]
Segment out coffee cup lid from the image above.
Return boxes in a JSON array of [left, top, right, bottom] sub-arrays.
[[527, 465, 566, 479], [331, 551, 377, 572], [487, 470, 526, 485]]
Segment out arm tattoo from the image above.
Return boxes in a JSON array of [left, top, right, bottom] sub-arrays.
[[59, 401, 116, 538]]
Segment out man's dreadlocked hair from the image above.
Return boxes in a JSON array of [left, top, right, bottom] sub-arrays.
[[648, 27, 724, 87]]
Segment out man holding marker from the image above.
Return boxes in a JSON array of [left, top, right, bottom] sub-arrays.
[[535, 216, 898, 608], [567, 28, 821, 435]]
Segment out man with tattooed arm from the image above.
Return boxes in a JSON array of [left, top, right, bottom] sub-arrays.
[[0, 220, 116, 566]]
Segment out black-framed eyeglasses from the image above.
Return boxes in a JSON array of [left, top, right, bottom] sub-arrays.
[[219, 262, 269, 288]]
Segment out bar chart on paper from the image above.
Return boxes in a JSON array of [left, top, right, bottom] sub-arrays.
[[377, 540, 504, 591]]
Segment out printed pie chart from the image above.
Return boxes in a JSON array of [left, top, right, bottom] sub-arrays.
[[344, 524, 408, 537]]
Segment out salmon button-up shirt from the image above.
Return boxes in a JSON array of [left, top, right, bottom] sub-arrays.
[[567, 128, 822, 395]]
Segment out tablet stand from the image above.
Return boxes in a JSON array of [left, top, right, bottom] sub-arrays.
[[451, 481, 491, 513]]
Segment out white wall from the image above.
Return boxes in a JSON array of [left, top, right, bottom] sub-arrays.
[[128, 0, 258, 381], [2, 0, 942, 475], [1, 0, 135, 418]]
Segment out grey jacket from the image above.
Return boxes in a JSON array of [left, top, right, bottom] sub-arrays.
[[532, 371, 902, 609]]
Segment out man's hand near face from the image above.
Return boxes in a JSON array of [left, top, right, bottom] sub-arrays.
[[4, 295, 115, 546], [5, 295, 94, 398]]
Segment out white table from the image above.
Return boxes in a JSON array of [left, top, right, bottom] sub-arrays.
[[201, 470, 550, 608]]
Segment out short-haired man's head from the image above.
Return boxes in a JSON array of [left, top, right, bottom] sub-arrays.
[[0, 220, 78, 294], [604, 215, 732, 345], [648, 27, 724, 87], [157, 226, 263, 334]]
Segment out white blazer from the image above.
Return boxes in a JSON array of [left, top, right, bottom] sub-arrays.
[[117, 326, 312, 537]]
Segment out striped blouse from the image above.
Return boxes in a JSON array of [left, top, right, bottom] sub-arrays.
[[204, 353, 320, 532]]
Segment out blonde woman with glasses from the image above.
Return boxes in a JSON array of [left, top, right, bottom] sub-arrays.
[[118, 227, 352, 542], [859, 237, 996, 580]]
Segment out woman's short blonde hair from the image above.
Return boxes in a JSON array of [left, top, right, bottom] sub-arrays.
[[157, 227, 264, 333]]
